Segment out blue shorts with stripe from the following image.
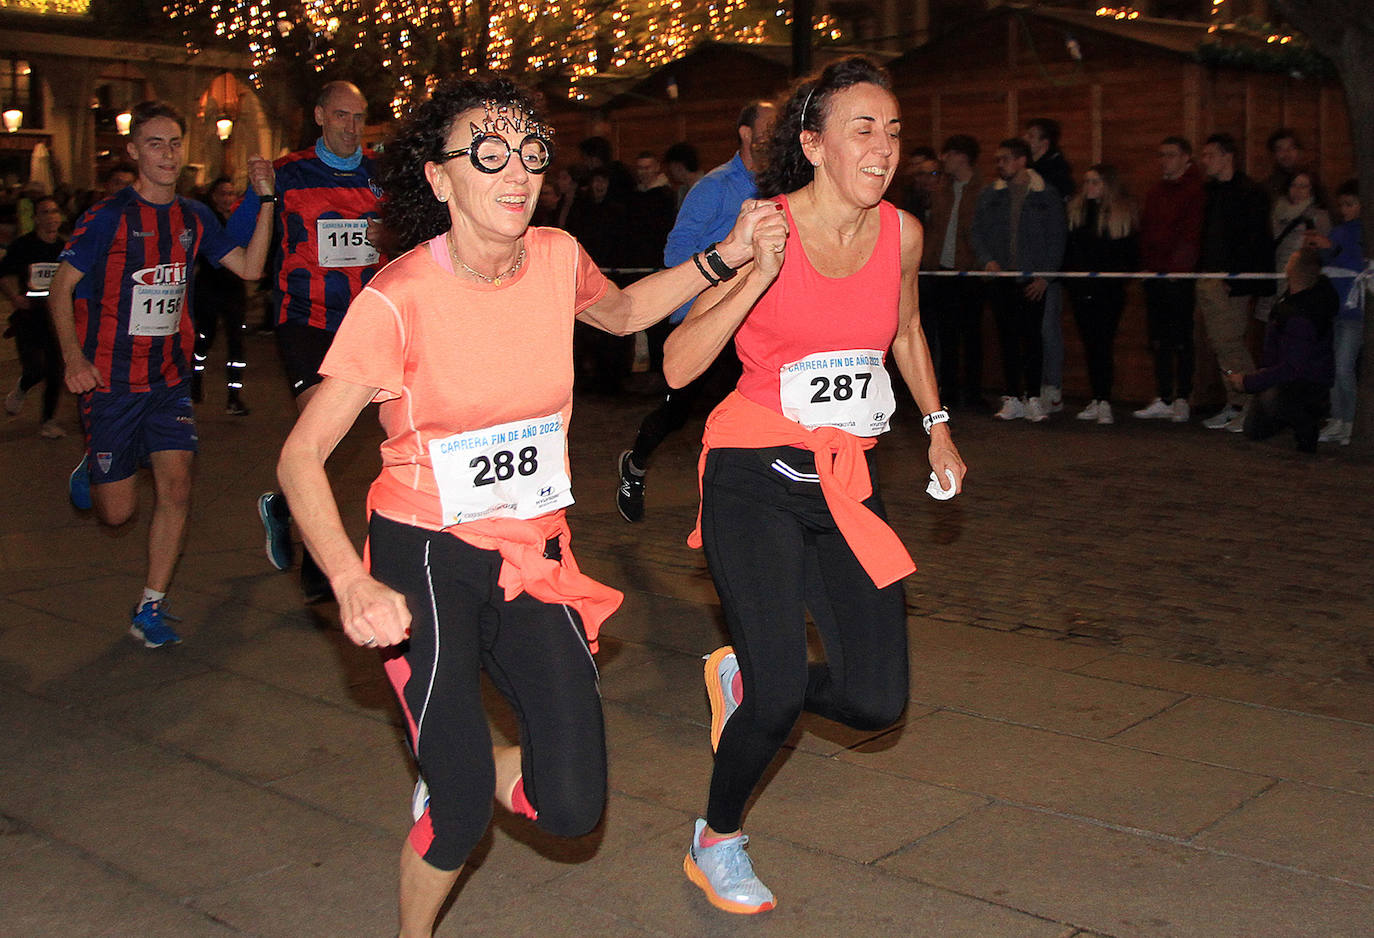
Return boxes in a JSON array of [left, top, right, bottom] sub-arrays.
[[80, 381, 198, 484]]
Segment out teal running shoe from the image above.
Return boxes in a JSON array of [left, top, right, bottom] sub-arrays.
[[69, 454, 92, 510]]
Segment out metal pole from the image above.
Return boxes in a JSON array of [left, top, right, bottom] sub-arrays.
[[792, 0, 814, 78]]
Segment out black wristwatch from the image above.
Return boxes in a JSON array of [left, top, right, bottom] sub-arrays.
[[257, 193, 277, 204], [702, 242, 737, 282]]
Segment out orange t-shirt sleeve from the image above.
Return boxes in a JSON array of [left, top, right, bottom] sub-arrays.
[[572, 240, 610, 315], [320, 284, 406, 403]]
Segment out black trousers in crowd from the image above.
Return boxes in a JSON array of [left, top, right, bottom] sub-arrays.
[[1243, 381, 1329, 453], [1142, 278, 1195, 403], [988, 280, 1046, 399], [9, 306, 62, 423], [629, 343, 741, 469], [1068, 282, 1126, 402], [925, 274, 984, 407]]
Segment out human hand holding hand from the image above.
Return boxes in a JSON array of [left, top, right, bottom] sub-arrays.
[[751, 204, 789, 279], [717, 199, 784, 270]]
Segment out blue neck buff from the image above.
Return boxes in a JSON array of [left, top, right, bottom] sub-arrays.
[[316, 137, 363, 171]]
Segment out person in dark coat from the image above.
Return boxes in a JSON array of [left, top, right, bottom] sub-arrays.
[[1226, 247, 1336, 453], [1064, 164, 1138, 424], [1197, 132, 1275, 431]]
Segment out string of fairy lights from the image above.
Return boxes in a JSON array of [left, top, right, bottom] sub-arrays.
[[162, 0, 843, 114]]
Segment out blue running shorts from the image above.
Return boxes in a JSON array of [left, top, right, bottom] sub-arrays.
[[80, 382, 198, 484]]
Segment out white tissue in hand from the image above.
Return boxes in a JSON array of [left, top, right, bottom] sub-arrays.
[[926, 468, 958, 501]]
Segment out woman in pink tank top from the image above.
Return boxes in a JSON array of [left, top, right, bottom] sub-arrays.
[[665, 57, 967, 915]]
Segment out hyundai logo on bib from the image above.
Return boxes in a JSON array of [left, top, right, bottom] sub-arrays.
[[131, 263, 187, 286]]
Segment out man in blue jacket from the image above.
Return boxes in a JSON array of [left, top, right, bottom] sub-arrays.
[[972, 138, 1067, 422], [615, 100, 776, 522]]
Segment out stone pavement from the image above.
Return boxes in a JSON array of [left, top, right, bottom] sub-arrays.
[[2, 334, 1372, 937]]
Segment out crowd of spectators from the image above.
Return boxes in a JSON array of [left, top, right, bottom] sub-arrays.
[[0, 112, 1367, 454]]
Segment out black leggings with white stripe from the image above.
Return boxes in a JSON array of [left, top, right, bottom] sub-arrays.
[[367, 514, 607, 871], [700, 447, 909, 834]]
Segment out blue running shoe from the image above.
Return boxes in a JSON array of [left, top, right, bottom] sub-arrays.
[[69, 454, 92, 510], [704, 646, 742, 753], [130, 600, 181, 648], [258, 492, 294, 571], [684, 818, 776, 915]]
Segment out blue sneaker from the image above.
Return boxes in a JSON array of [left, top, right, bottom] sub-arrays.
[[69, 454, 92, 510], [684, 818, 775, 914], [130, 600, 181, 648], [704, 646, 742, 753], [258, 492, 294, 571]]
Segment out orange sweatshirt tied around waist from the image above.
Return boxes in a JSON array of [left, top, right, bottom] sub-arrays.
[[688, 391, 916, 588], [368, 500, 622, 653]]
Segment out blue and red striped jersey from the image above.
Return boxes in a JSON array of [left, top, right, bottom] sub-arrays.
[[60, 187, 237, 393], [271, 147, 382, 332]]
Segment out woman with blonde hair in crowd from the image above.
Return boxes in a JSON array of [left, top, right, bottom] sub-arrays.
[[1064, 163, 1137, 423]]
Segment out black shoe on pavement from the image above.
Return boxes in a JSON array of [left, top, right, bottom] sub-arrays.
[[226, 394, 250, 417], [300, 550, 335, 605], [617, 450, 646, 523]]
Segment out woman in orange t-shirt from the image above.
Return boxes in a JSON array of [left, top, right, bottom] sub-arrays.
[[275, 76, 783, 937], [664, 57, 966, 914]]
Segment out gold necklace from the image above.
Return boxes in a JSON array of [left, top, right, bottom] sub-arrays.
[[448, 232, 525, 286]]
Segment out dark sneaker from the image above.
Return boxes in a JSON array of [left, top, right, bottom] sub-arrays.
[[258, 492, 294, 571], [616, 450, 645, 523], [300, 550, 334, 605], [130, 600, 182, 648], [69, 454, 92, 510], [226, 394, 250, 417]]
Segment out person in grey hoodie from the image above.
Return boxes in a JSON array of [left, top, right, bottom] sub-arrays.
[[972, 137, 1067, 421]]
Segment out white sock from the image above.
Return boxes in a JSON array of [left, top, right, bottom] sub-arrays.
[[139, 587, 166, 610]]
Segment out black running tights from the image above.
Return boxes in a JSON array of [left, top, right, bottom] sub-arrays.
[[700, 447, 908, 834]]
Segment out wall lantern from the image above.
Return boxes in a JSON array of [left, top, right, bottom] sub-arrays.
[[216, 117, 233, 141], [116, 111, 132, 135], [2, 108, 21, 133]]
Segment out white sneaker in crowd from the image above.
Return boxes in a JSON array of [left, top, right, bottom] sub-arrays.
[[1076, 400, 1100, 421], [1133, 398, 1172, 420], [1170, 399, 1190, 422], [1025, 396, 1049, 423], [1097, 402, 1115, 425], [1203, 404, 1241, 429], [1318, 419, 1352, 445], [39, 420, 65, 439], [4, 381, 23, 416], [1224, 410, 1247, 433], [1041, 385, 1063, 414], [994, 396, 1026, 420]]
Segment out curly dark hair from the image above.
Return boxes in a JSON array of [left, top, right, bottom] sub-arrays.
[[756, 56, 892, 200], [378, 75, 548, 253]]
